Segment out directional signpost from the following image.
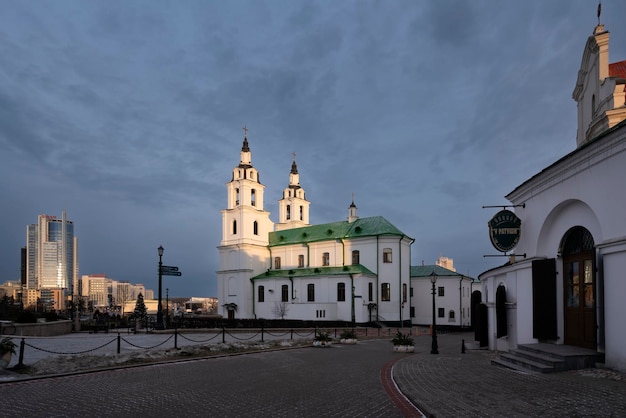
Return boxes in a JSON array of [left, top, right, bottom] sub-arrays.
[[160, 265, 182, 276]]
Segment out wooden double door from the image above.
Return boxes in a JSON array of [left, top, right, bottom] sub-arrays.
[[562, 227, 597, 349]]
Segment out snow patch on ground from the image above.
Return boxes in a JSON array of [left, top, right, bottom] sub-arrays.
[[24, 339, 308, 376]]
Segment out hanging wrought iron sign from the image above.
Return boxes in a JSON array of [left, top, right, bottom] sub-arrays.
[[488, 209, 521, 252]]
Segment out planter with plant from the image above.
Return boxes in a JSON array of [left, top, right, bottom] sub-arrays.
[[312, 330, 333, 347], [339, 329, 358, 345], [391, 331, 415, 353], [0, 337, 17, 369]]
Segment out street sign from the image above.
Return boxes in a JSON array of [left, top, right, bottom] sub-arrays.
[[161, 271, 182, 277], [160, 265, 179, 272]]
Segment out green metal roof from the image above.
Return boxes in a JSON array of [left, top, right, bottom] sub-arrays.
[[410, 265, 463, 278], [251, 264, 376, 281], [269, 216, 408, 247]]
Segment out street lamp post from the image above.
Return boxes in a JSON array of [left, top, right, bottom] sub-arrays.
[[166, 287, 169, 326], [156, 245, 164, 330], [430, 271, 439, 354]]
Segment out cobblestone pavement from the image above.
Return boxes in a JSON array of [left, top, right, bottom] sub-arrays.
[[1, 330, 625, 417], [394, 332, 626, 418], [0, 338, 406, 417]]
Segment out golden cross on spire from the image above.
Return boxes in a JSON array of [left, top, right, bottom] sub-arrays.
[[243, 125, 248, 137]]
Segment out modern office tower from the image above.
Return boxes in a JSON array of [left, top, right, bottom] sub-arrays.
[[26, 211, 78, 295]]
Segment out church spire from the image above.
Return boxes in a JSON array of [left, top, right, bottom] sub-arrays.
[[276, 152, 310, 231], [239, 125, 252, 168], [594, 1, 605, 35], [289, 152, 300, 187], [241, 125, 250, 152], [348, 194, 358, 223]]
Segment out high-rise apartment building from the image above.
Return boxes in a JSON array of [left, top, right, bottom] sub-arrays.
[[26, 212, 78, 295]]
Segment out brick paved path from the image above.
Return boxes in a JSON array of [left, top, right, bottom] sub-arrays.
[[394, 333, 626, 418], [0, 339, 407, 417]]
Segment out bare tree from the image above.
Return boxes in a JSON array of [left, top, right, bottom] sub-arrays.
[[272, 302, 289, 320]]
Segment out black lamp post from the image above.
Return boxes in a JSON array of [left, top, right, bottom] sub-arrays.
[[156, 245, 164, 330], [430, 271, 439, 354]]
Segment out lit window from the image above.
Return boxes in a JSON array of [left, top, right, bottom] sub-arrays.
[[337, 283, 346, 301], [381, 283, 390, 301], [383, 248, 392, 263], [307, 284, 315, 302]]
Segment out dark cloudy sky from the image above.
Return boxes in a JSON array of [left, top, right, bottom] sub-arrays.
[[1, 1, 624, 297]]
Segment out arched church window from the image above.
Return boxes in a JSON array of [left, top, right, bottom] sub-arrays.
[[299, 205, 303, 220], [307, 284, 315, 302], [251, 189, 256, 206], [352, 250, 360, 265], [337, 283, 346, 301], [235, 188, 240, 206], [286, 205, 291, 220], [232, 220, 237, 235], [274, 257, 281, 269], [253, 221, 258, 235]]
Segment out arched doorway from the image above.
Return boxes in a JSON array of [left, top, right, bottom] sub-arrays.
[[561, 226, 596, 349], [496, 285, 507, 338]]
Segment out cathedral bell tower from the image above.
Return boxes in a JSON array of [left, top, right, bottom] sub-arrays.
[[276, 154, 310, 231], [217, 128, 273, 319]]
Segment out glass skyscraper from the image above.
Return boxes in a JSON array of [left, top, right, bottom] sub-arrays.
[[26, 211, 78, 295]]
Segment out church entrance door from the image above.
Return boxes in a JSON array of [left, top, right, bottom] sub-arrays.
[[562, 227, 596, 349]]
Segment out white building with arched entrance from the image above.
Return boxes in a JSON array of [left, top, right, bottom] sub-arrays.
[[478, 18, 626, 372]]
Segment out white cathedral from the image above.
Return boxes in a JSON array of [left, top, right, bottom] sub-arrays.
[[217, 134, 413, 324]]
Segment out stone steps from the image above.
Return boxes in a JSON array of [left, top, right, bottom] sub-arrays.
[[492, 343, 603, 374]]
